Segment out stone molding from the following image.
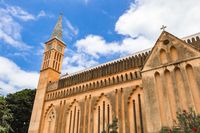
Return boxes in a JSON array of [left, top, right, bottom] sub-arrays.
[[45, 71, 142, 101]]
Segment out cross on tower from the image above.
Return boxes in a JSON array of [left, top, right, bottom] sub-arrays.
[[160, 25, 167, 31]]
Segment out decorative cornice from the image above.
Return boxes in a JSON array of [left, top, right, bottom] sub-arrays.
[[45, 70, 142, 101], [61, 48, 151, 79], [54, 50, 150, 90]]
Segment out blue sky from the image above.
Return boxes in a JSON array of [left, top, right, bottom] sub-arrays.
[[0, 0, 200, 94]]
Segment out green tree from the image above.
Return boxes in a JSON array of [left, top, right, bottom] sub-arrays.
[[0, 96, 13, 133], [102, 117, 118, 133], [160, 109, 200, 133], [5, 89, 36, 133]]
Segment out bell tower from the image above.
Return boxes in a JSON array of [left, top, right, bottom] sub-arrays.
[[42, 15, 65, 75], [28, 15, 66, 133]]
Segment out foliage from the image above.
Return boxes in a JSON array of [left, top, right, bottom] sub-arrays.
[[0, 96, 13, 133], [102, 117, 118, 133], [5, 89, 36, 133], [160, 109, 200, 133]]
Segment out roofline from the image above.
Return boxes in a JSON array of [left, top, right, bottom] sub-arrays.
[[182, 32, 200, 41], [61, 31, 199, 79], [61, 48, 151, 78]]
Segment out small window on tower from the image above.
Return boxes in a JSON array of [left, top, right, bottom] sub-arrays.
[[47, 44, 52, 51], [57, 45, 62, 52]]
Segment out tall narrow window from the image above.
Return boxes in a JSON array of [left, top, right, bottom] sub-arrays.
[[66, 102, 81, 133], [98, 106, 100, 133], [174, 67, 188, 110], [77, 110, 80, 133], [133, 100, 137, 133], [186, 64, 200, 112], [138, 94, 144, 133], [170, 46, 178, 61], [107, 104, 110, 125], [103, 101, 105, 131], [160, 49, 168, 64], [53, 61, 55, 69], [94, 96, 112, 133], [107, 104, 110, 132], [72, 106, 76, 133], [68, 111, 72, 133], [57, 63, 60, 71]]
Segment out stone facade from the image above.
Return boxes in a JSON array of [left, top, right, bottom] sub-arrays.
[[28, 16, 200, 133]]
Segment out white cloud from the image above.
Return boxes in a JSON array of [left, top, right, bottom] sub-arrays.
[[0, 7, 31, 49], [75, 35, 119, 58], [64, 0, 200, 75], [37, 10, 47, 18], [62, 49, 98, 74], [6, 6, 35, 21], [119, 36, 152, 55], [0, 4, 49, 50], [6, 5, 48, 21], [115, 0, 200, 39], [75, 34, 152, 58], [63, 18, 79, 40], [0, 56, 39, 95], [65, 19, 79, 35], [62, 35, 152, 75]]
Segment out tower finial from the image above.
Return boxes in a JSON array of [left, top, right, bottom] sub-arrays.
[[51, 15, 63, 40]]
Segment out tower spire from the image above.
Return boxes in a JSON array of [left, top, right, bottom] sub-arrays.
[[51, 14, 63, 40]]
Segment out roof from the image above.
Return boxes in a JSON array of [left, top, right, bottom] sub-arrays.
[[61, 48, 152, 79], [182, 32, 200, 42], [51, 15, 63, 40], [57, 33, 200, 82]]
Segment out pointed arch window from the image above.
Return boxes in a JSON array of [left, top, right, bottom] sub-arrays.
[[94, 96, 112, 133], [170, 46, 178, 61], [42, 106, 57, 133], [128, 88, 145, 133], [65, 101, 81, 133], [160, 49, 168, 64]]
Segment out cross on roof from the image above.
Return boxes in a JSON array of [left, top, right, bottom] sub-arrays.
[[160, 25, 167, 31]]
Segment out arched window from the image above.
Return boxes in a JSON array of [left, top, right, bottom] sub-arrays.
[[65, 101, 81, 133], [42, 106, 57, 133], [116, 76, 120, 83], [94, 96, 112, 133], [186, 64, 200, 112], [174, 67, 187, 110], [187, 39, 191, 44], [93, 82, 96, 89], [89, 83, 92, 89], [121, 74, 124, 82], [170, 46, 178, 61], [160, 49, 168, 64], [196, 36, 200, 41], [128, 87, 145, 133], [72, 87, 76, 93], [134, 71, 138, 78], [108, 78, 111, 85], [192, 37, 195, 43], [100, 80, 103, 87], [112, 77, 115, 84], [97, 81, 100, 88], [130, 72, 133, 79], [86, 84, 89, 90], [125, 73, 129, 81], [104, 79, 107, 86]]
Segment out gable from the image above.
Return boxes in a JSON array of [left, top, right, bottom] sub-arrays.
[[142, 31, 200, 72]]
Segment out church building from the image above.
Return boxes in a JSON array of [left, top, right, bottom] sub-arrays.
[[28, 15, 200, 133]]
